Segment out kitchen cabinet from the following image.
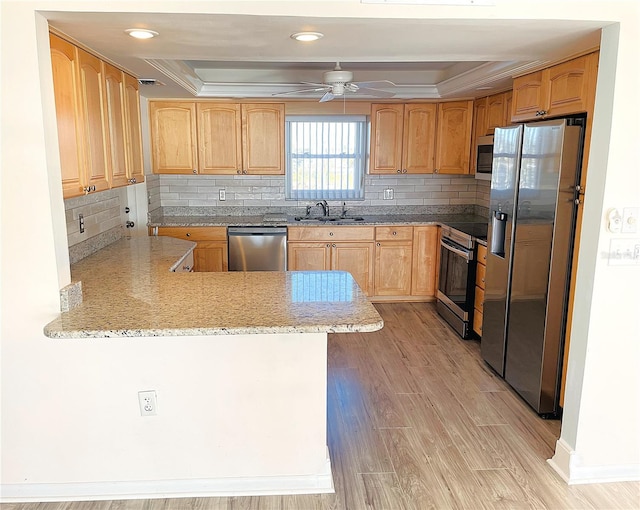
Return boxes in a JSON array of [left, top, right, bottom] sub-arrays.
[[50, 34, 111, 198], [470, 97, 488, 175], [373, 226, 413, 297], [486, 92, 509, 134], [123, 73, 145, 184], [50, 33, 145, 197], [370, 101, 471, 175], [154, 226, 228, 272], [434, 100, 474, 175], [241, 103, 285, 175], [149, 101, 284, 175], [149, 101, 199, 174], [511, 52, 599, 122], [473, 243, 487, 337], [288, 226, 375, 295], [103, 62, 128, 188], [369, 103, 437, 174], [197, 103, 242, 174], [411, 225, 439, 297]]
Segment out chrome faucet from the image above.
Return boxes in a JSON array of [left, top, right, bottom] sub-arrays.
[[316, 200, 329, 217]]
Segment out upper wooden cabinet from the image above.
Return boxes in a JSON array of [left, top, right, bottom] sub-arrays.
[[123, 74, 145, 184], [486, 92, 509, 134], [370, 101, 471, 175], [197, 103, 242, 174], [241, 103, 285, 175], [511, 52, 599, 122], [434, 100, 474, 175], [50, 34, 144, 198], [103, 62, 128, 188], [149, 101, 284, 175], [470, 97, 487, 175], [149, 102, 199, 174]]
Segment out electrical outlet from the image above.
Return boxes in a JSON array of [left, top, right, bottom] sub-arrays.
[[138, 390, 157, 416], [219, 189, 226, 201], [383, 188, 394, 200], [79, 213, 85, 234]]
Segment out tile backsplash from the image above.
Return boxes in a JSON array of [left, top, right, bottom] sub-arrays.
[[64, 188, 128, 263], [154, 173, 486, 210]]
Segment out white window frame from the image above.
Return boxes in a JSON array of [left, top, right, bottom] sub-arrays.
[[285, 115, 367, 201]]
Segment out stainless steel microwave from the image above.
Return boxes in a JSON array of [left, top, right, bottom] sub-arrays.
[[475, 135, 494, 181]]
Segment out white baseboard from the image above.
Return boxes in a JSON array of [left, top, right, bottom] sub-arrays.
[[548, 438, 640, 485], [1, 457, 334, 503]]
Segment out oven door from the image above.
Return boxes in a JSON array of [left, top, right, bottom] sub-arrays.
[[437, 237, 475, 337]]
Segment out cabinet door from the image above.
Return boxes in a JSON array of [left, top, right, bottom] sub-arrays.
[[411, 226, 438, 297], [50, 34, 85, 198], [194, 241, 228, 272], [511, 71, 545, 122], [123, 73, 145, 184], [332, 242, 375, 296], [241, 103, 284, 174], [103, 63, 128, 188], [374, 241, 413, 296], [402, 103, 437, 174], [545, 53, 598, 117], [470, 97, 488, 175], [197, 103, 242, 174], [370, 104, 404, 174], [503, 90, 513, 127], [434, 100, 473, 175], [485, 92, 506, 135], [77, 48, 109, 193], [150, 101, 198, 174], [287, 243, 331, 271]]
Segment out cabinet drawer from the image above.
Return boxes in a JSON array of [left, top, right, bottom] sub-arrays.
[[474, 286, 484, 313], [473, 309, 483, 336], [477, 244, 487, 266], [157, 226, 227, 241], [288, 226, 375, 242], [476, 262, 486, 289], [375, 225, 413, 241]]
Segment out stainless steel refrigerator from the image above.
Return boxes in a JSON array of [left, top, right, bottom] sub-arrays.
[[481, 118, 583, 416]]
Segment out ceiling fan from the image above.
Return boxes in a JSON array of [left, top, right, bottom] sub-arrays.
[[274, 62, 397, 102]]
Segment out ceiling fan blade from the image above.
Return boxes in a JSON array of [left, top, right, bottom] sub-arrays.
[[300, 81, 329, 87], [319, 91, 335, 103], [356, 87, 396, 98], [351, 80, 397, 88], [272, 87, 329, 97]]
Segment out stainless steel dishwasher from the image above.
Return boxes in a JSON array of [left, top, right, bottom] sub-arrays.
[[227, 226, 287, 271]]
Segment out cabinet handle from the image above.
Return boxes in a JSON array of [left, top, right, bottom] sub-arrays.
[[392, 231, 397, 236], [332, 244, 336, 248], [183, 265, 192, 271], [192, 169, 197, 174], [397, 169, 401, 173], [377, 242, 381, 247], [128, 177, 137, 184], [185, 233, 191, 237], [237, 170, 241, 174], [434, 169, 439, 174], [83, 185, 96, 194], [326, 244, 331, 248], [329, 232, 334, 236], [402, 169, 407, 174]]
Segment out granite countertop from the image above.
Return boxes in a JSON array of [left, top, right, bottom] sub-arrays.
[[148, 213, 489, 228], [44, 236, 383, 339]]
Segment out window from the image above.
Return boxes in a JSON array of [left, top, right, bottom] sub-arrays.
[[285, 115, 367, 200]]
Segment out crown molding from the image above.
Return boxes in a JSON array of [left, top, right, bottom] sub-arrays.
[[144, 59, 202, 96]]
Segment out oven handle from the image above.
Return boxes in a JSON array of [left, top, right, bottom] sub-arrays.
[[440, 238, 473, 262]]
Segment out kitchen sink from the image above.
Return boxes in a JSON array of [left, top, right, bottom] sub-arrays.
[[294, 216, 365, 223]]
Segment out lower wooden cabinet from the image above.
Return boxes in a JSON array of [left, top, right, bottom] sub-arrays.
[[154, 226, 228, 272], [287, 227, 375, 296], [473, 243, 487, 337], [289, 224, 438, 301]]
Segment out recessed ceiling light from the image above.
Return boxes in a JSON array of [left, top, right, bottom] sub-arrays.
[[290, 32, 324, 42], [125, 29, 159, 40]]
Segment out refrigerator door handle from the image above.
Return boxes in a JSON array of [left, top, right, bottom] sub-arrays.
[[490, 210, 508, 257]]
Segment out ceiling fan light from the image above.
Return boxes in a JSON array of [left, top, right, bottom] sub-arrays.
[[125, 28, 159, 39], [290, 32, 324, 42]]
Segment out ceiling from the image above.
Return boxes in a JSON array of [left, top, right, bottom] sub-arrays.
[[45, 11, 606, 101]]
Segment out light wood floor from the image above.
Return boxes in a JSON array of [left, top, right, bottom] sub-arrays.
[[4, 303, 639, 510]]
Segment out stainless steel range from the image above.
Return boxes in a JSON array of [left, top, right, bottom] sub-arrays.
[[436, 223, 487, 339]]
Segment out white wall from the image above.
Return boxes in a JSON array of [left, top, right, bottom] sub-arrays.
[[1, 0, 639, 500]]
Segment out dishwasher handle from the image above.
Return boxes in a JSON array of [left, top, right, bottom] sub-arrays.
[[228, 226, 287, 236]]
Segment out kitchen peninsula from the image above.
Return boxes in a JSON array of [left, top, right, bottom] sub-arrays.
[[43, 236, 383, 498]]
